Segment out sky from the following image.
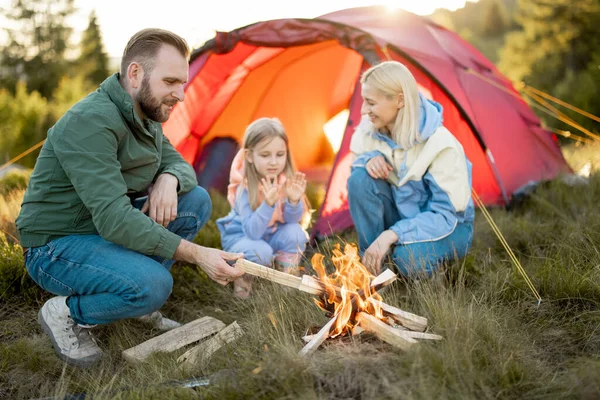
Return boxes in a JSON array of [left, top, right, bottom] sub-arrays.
[[1, 0, 477, 57]]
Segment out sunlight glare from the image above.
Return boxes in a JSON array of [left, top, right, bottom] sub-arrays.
[[324, 109, 350, 153]]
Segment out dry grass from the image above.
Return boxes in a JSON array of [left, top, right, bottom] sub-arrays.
[[1, 144, 600, 399]]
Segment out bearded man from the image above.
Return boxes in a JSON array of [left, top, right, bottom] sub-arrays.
[[16, 28, 244, 367]]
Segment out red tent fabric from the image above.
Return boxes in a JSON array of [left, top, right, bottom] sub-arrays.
[[162, 6, 570, 240]]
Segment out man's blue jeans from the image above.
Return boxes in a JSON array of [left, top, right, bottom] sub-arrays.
[[348, 168, 473, 277], [24, 186, 211, 326]]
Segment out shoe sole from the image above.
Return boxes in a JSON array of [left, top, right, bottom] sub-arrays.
[[37, 308, 101, 368]]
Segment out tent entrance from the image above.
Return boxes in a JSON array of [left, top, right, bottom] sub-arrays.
[[198, 40, 363, 183]]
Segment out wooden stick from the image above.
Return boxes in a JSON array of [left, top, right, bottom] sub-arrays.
[[235, 258, 427, 331], [122, 316, 225, 363], [235, 259, 319, 294], [177, 321, 244, 367], [302, 334, 316, 343], [368, 299, 428, 332], [356, 312, 417, 351], [396, 330, 443, 341], [302, 323, 439, 342], [298, 315, 338, 356]]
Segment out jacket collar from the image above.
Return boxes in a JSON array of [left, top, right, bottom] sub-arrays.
[[100, 73, 159, 137]]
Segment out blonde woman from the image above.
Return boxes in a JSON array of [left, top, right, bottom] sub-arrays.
[[217, 118, 311, 297], [348, 61, 474, 276]]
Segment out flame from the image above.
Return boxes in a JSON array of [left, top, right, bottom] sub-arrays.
[[311, 243, 384, 337]]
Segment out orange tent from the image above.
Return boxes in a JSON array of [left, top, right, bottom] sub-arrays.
[[163, 7, 569, 239]]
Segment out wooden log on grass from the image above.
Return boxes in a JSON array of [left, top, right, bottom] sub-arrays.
[[123, 316, 226, 363], [178, 321, 244, 368], [298, 315, 338, 356], [356, 312, 417, 351], [369, 299, 428, 332]]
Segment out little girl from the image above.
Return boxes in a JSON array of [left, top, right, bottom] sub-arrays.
[[216, 117, 311, 298]]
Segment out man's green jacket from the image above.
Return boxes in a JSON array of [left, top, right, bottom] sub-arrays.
[[16, 74, 198, 259]]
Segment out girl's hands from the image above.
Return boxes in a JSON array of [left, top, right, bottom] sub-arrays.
[[285, 172, 307, 205], [261, 175, 281, 207], [366, 156, 394, 180]]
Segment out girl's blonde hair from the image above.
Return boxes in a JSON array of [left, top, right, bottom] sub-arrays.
[[242, 117, 296, 210], [360, 61, 420, 148]]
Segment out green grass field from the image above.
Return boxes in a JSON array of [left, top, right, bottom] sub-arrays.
[[1, 144, 599, 399]]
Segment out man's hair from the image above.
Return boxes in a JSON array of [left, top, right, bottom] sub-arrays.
[[120, 28, 189, 77]]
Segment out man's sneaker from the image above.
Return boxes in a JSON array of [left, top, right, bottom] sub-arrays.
[[136, 311, 181, 331], [37, 296, 103, 368]]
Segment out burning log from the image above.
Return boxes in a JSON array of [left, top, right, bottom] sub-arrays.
[[298, 268, 398, 355], [355, 312, 417, 351], [234, 259, 427, 331], [371, 300, 427, 332], [298, 315, 339, 356], [236, 243, 439, 354]]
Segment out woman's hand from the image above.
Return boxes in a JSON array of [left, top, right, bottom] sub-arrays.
[[366, 156, 394, 180], [285, 172, 307, 205], [362, 230, 398, 275], [261, 175, 281, 207]]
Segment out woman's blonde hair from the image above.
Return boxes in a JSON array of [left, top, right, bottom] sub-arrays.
[[360, 61, 420, 148], [242, 117, 296, 210]]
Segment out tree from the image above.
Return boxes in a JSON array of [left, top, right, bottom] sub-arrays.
[[77, 11, 109, 86], [0, 0, 76, 99], [0, 83, 49, 168], [499, 0, 600, 133], [481, 0, 508, 37]]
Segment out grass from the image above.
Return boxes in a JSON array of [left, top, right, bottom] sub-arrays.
[[1, 143, 600, 399]]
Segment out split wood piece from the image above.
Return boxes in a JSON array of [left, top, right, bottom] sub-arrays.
[[235, 259, 393, 297], [235, 258, 428, 331], [302, 334, 316, 343], [298, 270, 396, 356], [396, 330, 443, 341], [369, 299, 428, 332], [177, 321, 244, 368], [356, 312, 417, 351], [302, 325, 365, 343], [123, 316, 226, 363], [235, 259, 321, 295], [298, 315, 338, 356]]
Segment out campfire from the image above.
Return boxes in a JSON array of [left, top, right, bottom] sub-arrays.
[[235, 243, 442, 355]]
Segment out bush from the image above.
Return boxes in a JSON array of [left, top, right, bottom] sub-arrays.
[[0, 235, 40, 301], [0, 170, 31, 196]]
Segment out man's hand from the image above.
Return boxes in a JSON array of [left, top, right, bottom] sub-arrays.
[[366, 156, 394, 180], [174, 240, 245, 286], [142, 173, 179, 227], [195, 246, 245, 286], [362, 230, 398, 275]]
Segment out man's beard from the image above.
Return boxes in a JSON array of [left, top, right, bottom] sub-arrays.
[[135, 75, 175, 123]]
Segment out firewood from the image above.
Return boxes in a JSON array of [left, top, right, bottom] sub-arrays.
[[122, 316, 225, 363], [368, 299, 428, 332], [395, 330, 443, 341], [299, 270, 397, 356], [302, 334, 316, 343], [299, 315, 338, 355], [234, 259, 323, 294], [177, 321, 244, 367], [235, 258, 428, 330], [356, 312, 417, 351]]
